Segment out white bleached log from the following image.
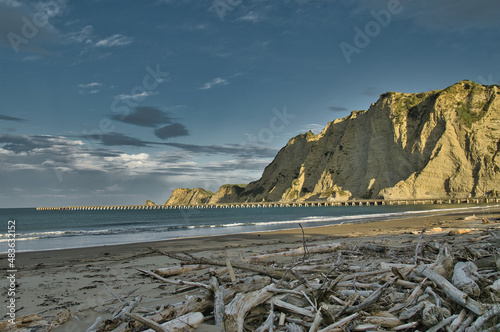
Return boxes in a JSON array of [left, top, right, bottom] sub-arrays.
[[224, 284, 275, 332], [272, 298, 315, 319], [452, 261, 480, 297], [414, 265, 484, 315], [143, 312, 204, 332], [153, 264, 208, 277], [243, 243, 342, 262]]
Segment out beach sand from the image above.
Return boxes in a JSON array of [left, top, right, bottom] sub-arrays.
[[2, 206, 499, 331]]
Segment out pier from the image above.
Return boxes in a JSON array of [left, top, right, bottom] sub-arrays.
[[35, 197, 499, 211]]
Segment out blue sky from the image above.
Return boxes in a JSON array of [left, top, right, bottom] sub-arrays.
[[0, 0, 499, 208]]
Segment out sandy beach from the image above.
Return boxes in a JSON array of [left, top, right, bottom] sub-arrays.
[[2, 206, 499, 331]]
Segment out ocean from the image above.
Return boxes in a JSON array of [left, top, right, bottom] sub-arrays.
[[0, 204, 495, 253]]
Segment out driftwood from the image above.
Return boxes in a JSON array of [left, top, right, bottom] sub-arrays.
[[25, 226, 500, 332], [244, 243, 342, 262], [224, 284, 276, 332], [153, 264, 208, 277], [414, 265, 485, 315], [452, 261, 480, 296], [143, 312, 204, 332]]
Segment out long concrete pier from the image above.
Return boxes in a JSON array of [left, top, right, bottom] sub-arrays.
[[36, 197, 499, 211]]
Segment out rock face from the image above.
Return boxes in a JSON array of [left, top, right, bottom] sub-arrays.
[[238, 81, 500, 201], [165, 188, 213, 206], [208, 184, 247, 204], [165, 81, 500, 203]]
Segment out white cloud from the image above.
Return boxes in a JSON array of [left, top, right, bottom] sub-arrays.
[[200, 77, 229, 90], [78, 82, 102, 94], [67, 25, 94, 44], [95, 34, 134, 47], [115, 91, 158, 100], [78, 82, 101, 88], [238, 11, 262, 23]]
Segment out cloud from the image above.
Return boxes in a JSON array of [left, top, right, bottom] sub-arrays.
[[238, 11, 262, 23], [165, 142, 278, 158], [115, 91, 158, 101], [94, 34, 133, 47], [0, 114, 26, 122], [200, 77, 228, 90], [329, 106, 348, 112], [154, 123, 189, 140], [66, 25, 93, 44], [0, 133, 275, 207], [88, 133, 154, 147], [0, 134, 82, 153], [78, 82, 102, 94], [111, 106, 176, 128]]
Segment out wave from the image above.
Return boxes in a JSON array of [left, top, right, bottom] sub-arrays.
[[2, 204, 495, 244]]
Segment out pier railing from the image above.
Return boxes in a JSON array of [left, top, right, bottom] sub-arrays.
[[36, 197, 499, 211]]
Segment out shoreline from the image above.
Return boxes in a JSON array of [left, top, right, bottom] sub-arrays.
[[4, 203, 498, 256], [6, 205, 499, 270]]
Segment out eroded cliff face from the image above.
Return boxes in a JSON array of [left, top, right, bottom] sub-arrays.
[[238, 81, 500, 201], [165, 188, 213, 206], [208, 184, 247, 204]]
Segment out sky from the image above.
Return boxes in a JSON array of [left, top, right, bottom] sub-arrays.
[[0, 0, 499, 208]]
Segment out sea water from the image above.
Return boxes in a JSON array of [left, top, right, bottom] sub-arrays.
[[0, 204, 495, 253]]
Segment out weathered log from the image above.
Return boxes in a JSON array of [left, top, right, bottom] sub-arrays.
[[210, 277, 225, 330], [308, 307, 323, 332], [124, 313, 165, 332], [426, 314, 458, 332], [365, 313, 403, 328], [465, 305, 500, 332], [456, 314, 475, 332], [452, 261, 480, 297], [153, 264, 208, 277], [136, 268, 211, 290], [226, 258, 237, 282], [449, 309, 467, 332], [345, 278, 395, 314], [272, 298, 315, 319], [398, 301, 426, 320], [393, 322, 419, 330], [224, 283, 276, 332], [414, 265, 485, 315], [143, 312, 204, 332], [317, 312, 359, 332], [243, 243, 342, 262], [421, 302, 451, 327], [352, 324, 378, 331], [255, 302, 275, 332], [113, 296, 141, 320], [150, 246, 287, 280], [0, 314, 51, 332], [286, 322, 304, 332]]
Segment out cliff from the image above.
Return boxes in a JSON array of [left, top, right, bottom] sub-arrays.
[[164, 188, 213, 206], [165, 81, 500, 203], [208, 184, 247, 204]]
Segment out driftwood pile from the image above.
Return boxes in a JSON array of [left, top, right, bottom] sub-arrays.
[[3, 224, 499, 331], [85, 226, 500, 332]]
